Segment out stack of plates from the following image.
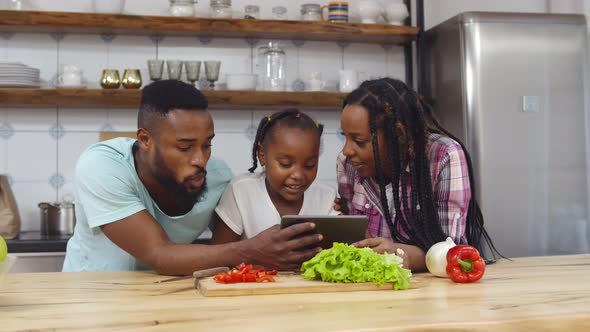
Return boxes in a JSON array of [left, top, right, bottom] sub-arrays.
[[0, 62, 41, 88]]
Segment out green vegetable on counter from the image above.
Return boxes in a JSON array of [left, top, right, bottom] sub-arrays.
[[301, 242, 412, 290]]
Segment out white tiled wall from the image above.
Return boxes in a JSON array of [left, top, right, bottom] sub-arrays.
[[0, 0, 408, 231], [3, 0, 586, 232]]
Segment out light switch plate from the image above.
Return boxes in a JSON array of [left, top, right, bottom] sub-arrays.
[[523, 96, 540, 113]]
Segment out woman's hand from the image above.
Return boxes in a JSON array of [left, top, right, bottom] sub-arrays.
[[333, 197, 349, 214], [352, 237, 411, 270]]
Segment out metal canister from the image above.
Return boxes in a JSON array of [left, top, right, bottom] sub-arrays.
[[38, 201, 76, 236]]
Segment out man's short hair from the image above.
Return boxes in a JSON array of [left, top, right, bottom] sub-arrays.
[[138, 80, 208, 132]]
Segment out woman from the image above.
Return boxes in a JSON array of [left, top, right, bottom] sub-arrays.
[[336, 78, 499, 271]]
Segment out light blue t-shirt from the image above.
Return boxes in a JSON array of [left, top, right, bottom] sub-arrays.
[[62, 138, 232, 271]]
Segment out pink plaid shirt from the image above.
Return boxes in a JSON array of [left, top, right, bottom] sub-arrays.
[[337, 133, 470, 244]]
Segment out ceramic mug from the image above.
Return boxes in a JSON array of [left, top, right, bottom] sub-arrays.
[[92, 0, 126, 14], [307, 79, 326, 91], [321, 1, 349, 23], [339, 69, 358, 93], [307, 72, 326, 91], [59, 64, 82, 87], [358, 0, 383, 24]]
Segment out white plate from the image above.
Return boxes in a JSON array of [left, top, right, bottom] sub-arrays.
[[0, 74, 40, 78], [0, 78, 40, 81], [0, 62, 26, 67], [0, 79, 39, 82], [0, 73, 40, 77], [0, 83, 40, 88], [0, 67, 36, 71], [0, 74, 39, 78], [0, 68, 39, 72]]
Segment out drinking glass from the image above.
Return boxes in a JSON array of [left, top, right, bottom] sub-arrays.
[[166, 60, 183, 80], [184, 61, 202, 86], [147, 59, 164, 81], [272, 6, 288, 20], [122, 69, 142, 89], [204, 61, 221, 89], [100, 69, 121, 89]]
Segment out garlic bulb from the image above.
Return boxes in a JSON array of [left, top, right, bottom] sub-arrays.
[[425, 237, 456, 277]]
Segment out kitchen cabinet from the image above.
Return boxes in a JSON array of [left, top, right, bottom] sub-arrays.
[[0, 9, 418, 110], [10, 252, 65, 273], [5, 232, 68, 272]]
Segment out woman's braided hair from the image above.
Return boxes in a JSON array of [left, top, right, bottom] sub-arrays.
[[249, 108, 324, 173], [344, 78, 500, 257]]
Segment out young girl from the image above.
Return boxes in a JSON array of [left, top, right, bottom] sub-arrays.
[[212, 108, 338, 243], [337, 78, 500, 271]]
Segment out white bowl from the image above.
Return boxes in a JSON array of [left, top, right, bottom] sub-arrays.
[[384, 3, 409, 25], [0, 255, 17, 286], [226, 74, 257, 90], [92, 0, 126, 14], [358, 0, 383, 24]]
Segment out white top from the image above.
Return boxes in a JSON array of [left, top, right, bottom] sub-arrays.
[[215, 172, 339, 239]]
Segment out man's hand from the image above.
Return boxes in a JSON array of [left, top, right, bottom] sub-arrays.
[[244, 223, 322, 271]]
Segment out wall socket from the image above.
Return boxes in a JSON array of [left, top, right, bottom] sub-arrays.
[[523, 95, 540, 113]]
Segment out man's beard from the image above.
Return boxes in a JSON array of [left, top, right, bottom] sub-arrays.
[[153, 149, 207, 203]]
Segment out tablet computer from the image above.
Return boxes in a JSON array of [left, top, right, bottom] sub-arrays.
[[280, 215, 368, 249]]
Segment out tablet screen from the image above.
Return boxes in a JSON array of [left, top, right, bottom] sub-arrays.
[[280, 215, 368, 249]]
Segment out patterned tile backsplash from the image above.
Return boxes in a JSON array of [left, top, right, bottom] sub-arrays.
[[0, 0, 407, 232]]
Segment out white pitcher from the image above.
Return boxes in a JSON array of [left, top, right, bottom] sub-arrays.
[[339, 69, 359, 93], [384, 2, 409, 25], [59, 64, 83, 87], [358, 0, 382, 24]]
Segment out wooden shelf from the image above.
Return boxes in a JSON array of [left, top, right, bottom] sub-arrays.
[[0, 10, 418, 45], [0, 88, 346, 109]]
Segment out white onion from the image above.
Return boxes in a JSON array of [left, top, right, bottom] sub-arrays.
[[425, 237, 456, 277]]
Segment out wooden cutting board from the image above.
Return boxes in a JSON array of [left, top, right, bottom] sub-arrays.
[[196, 273, 422, 297]]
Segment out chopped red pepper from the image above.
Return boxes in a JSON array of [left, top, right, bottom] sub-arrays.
[[256, 275, 275, 282], [213, 263, 278, 284], [446, 245, 486, 283]]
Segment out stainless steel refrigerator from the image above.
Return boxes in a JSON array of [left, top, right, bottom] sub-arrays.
[[422, 12, 590, 257]]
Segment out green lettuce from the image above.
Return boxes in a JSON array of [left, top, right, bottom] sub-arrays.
[[301, 242, 412, 290]]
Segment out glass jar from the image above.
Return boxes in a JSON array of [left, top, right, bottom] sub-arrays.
[[7, 0, 32, 10], [301, 3, 321, 21], [210, 0, 232, 18], [262, 41, 286, 91], [169, 0, 196, 17], [255, 43, 269, 90], [272, 6, 288, 20], [244, 5, 260, 19]]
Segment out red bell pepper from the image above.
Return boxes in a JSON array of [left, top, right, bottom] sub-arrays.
[[446, 245, 486, 283], [213, 263, 278, 284]]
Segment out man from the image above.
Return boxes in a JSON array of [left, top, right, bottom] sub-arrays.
[[63, 80, 321, 275]]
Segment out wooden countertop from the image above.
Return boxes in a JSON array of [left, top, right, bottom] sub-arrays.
[[1, 254, 589, 331]]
